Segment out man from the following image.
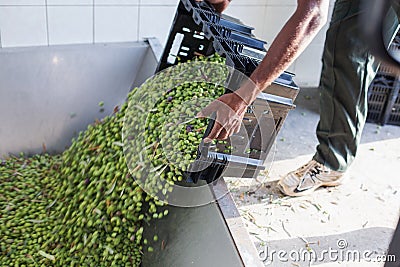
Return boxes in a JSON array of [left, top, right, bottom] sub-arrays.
[[199, 0, 399, 196]]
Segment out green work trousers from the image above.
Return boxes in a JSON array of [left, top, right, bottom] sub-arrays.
[[313, 0, 400, 172]]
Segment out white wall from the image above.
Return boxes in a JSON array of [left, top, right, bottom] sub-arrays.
[[0, 0, 335, 86]]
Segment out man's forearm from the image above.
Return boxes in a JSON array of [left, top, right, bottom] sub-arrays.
[[237, 0, 329, 104]]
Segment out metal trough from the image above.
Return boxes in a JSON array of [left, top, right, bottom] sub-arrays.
[[0, 40, 263, 267]]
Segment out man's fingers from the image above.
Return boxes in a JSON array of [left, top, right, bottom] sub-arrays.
[[216, 127, 230, 140], [198, 96, 246, 142], [223, 119, 239, 139], [216, 118, 241, 140], [205, 118, 242, 142], [204, 121, 223, 142], [227, 120, 240, 137]]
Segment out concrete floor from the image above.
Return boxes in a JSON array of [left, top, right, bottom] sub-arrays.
[[226, 87, 400, 267]]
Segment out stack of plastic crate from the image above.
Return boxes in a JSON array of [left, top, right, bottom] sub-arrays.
[[367, 34, 400, 126]]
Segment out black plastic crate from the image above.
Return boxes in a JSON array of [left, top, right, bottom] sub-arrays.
[[367, 31, 400, 126], [157, 5, 215, 71], [367, 77, 400, 126], [388, 93, 400, 125], [367, 84, 392, 123], [190, 4, 255, 36], [157, 0, 270, 78], [206, 22, 267, 50], [219, 14, 254, 35], [372, 73, 396, 87], [157, 0, 299, 182], [367, 27, 400, 125]]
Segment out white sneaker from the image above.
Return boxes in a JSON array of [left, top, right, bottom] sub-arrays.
[[277, 160, 344, 197]]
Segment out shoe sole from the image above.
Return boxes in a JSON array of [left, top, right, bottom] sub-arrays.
[[277, 176, 345, 197]]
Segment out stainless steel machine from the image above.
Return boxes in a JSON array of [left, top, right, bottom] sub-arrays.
[[0, 39, 264, 267]]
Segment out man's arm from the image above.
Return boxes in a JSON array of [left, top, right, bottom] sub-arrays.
[[238, 0, 329, 104], [198, 0, 330, 142]]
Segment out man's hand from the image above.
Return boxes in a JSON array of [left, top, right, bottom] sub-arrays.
[[196, 0, 231, 13], [197, 92, 248, 142]]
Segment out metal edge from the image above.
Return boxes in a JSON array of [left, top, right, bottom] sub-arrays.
[[257, 92, 295, 108], [271, 71, 298, 89], [207, 152, 265, 167], [211, 178, 264, 267], [145, 37, 163, 63], [0, 41, 149, 54], [273, 78, 299, 90]]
